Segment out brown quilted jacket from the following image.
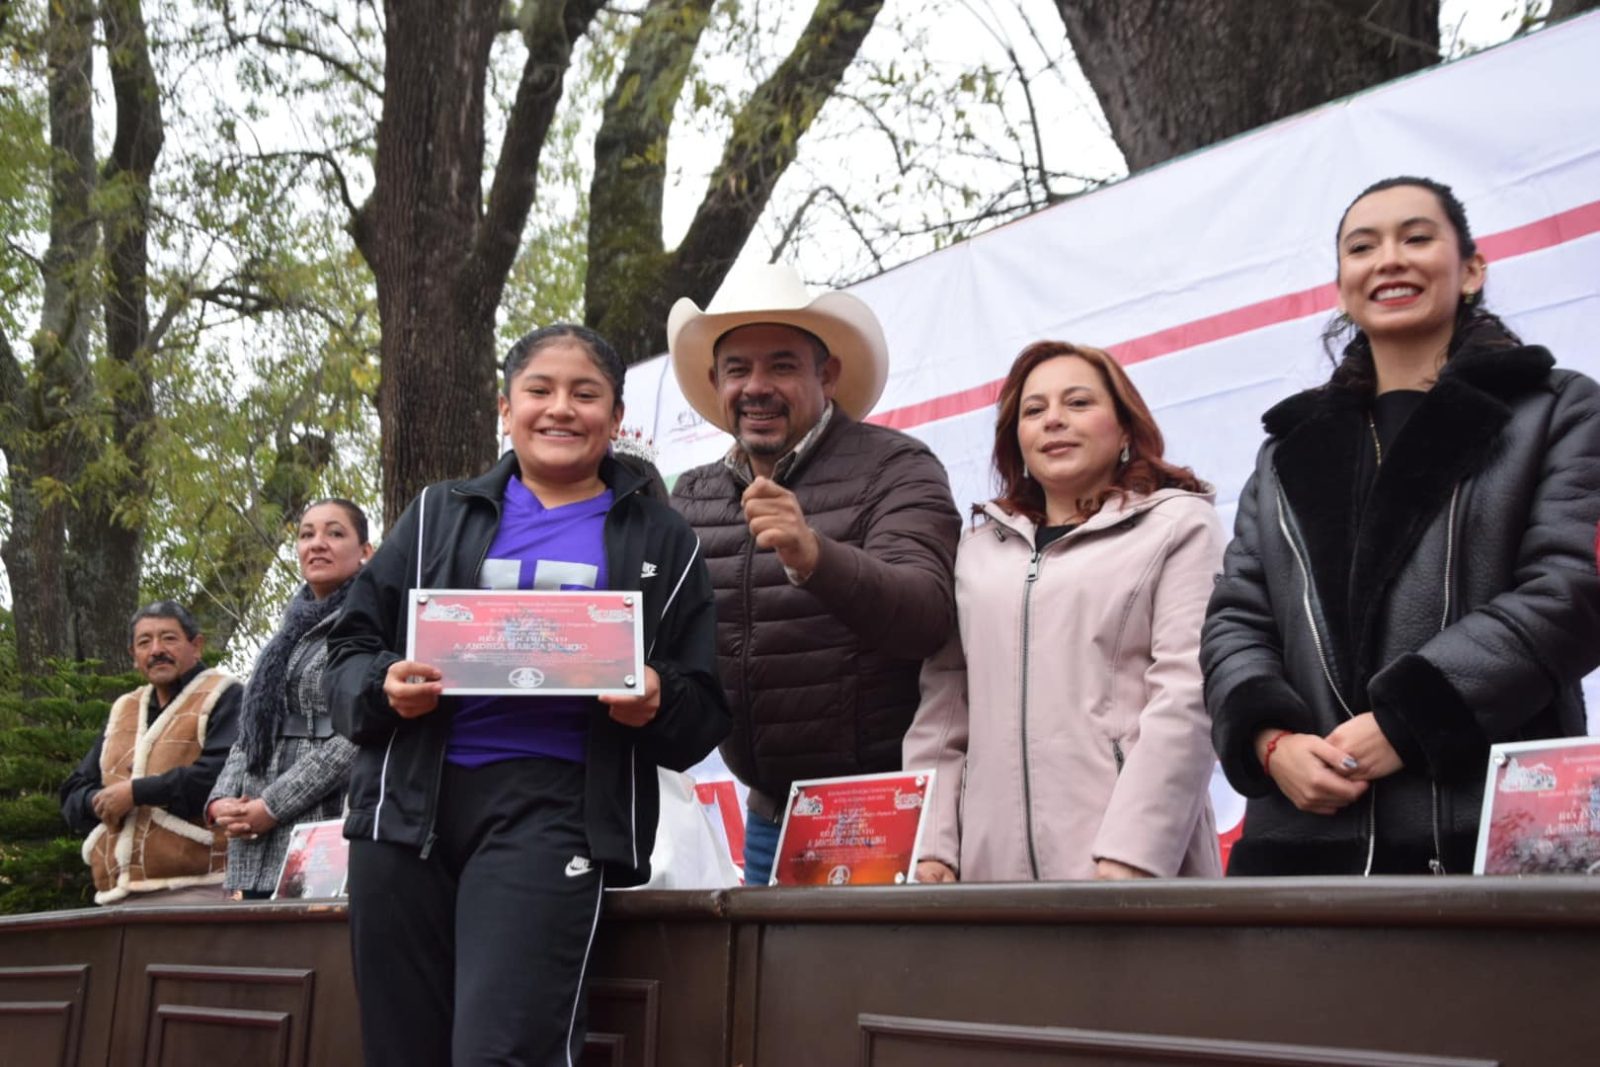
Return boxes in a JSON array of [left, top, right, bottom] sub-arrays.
[[672, 413, 960, 819]]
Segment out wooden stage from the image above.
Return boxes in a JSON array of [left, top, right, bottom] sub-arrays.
[[1, 878, 1595, 1065]]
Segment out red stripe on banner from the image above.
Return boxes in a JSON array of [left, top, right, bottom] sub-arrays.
[[868, 379, 1004, 431], [1478, 199, 1600, 260], [868, 197, 1600, 432], [1105, 282, 1339, 366]]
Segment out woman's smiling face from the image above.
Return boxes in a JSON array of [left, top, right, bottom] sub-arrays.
[[498, 340, 622, 487], [1336, 183, 1485, 347]]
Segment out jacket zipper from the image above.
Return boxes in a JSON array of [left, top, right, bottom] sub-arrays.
[[418, 488, 505, 860], [993, 507, 1155, 878], [1111, 738, 1125, 774], [603, 481, 648, 866], [1274, 485, 1377, 875], [1019, 545, 1044, 879], [739, 534, 758, 806], [1429, 483, 1463, 875]]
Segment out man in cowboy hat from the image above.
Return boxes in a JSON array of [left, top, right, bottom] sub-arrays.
[[667, 263, 960, 886]]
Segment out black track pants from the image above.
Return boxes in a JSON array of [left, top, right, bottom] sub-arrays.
[[348, 757, 604, 1066]]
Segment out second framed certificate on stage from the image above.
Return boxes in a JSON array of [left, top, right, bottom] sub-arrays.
[[769, 770, 935, 887], [406, 589, 645, 697]]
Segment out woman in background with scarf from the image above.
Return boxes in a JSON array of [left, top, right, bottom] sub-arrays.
[[206, 498, 372, 898]]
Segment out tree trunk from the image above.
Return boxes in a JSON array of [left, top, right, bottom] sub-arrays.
[[586, 0, 886, 365], [0, 0, 97, 680], [1053, 0, 1440, 173], [1547, 0, 1600, 21], [65, 0, 165, 668], [360, 0, 605, 524]]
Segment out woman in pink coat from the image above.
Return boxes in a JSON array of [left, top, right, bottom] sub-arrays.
[[905, 341, 1222, 882]]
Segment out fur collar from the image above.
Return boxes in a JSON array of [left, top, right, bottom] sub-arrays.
[[1264, 342, 1553, 689], [1262, 343, 1553, 437]]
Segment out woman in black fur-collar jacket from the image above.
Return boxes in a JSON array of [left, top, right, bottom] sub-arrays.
[[1202, 177, 1600, 875]]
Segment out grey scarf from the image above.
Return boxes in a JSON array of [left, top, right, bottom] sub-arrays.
[[238, 579, 350, 774]]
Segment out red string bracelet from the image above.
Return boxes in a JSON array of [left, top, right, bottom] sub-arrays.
[[1262, 730, 1292, 776]]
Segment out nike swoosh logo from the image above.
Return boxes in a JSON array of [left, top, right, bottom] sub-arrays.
[[564, 856, 593, 878]]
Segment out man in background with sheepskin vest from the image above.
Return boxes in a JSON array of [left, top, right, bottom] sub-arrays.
[[60, 601, 242, 905]]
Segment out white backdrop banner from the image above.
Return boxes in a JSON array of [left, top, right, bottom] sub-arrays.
[[626, 14, 1600, 841]]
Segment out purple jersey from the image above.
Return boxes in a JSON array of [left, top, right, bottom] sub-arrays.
[[447, 479, 613, 767]]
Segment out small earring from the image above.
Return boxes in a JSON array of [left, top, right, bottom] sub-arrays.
[[1021, 465, 1032, 480], [1119, 443, 1131, 464], [1462, 288, 1479, 306]]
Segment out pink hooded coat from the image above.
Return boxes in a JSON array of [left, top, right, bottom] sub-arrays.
[[904, 488, 1223, 881]]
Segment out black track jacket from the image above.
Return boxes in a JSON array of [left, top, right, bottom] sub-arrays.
[[325, 452, 729, 886]]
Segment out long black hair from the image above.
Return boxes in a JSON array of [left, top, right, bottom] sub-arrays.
[[1322, 176, 1520, 392]]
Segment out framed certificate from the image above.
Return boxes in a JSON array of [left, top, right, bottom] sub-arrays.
[[272, 819, 350, 900], [769, 770, 935, 887], [406, 589, 646, 697], [1474, 736, 1600, 875]]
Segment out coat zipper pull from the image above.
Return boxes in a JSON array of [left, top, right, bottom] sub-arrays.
[[420, 831, 438, 861], [1026, 551, 1042, 582]]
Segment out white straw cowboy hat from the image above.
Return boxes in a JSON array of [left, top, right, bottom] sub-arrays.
[[666, 263, 889, 432]]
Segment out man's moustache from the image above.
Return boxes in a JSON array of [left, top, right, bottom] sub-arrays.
[[145, 655, 175, 667]]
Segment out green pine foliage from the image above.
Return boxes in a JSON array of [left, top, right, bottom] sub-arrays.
[[0, 658, 141, 915]]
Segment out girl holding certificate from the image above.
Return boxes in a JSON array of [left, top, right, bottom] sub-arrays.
[[905, 341, 1223, 883], [205, 499, 371, 898], [1203, 177, 1600, 875], [326, 325, 729, 1066]]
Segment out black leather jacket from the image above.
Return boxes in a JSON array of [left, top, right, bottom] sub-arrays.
[[324, 452, 730, 886], [1203, 340, 1600, 875]]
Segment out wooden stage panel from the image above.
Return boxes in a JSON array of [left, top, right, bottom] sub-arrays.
[[856, 1016, 1502, 1067], [0, 880, 1593, 1066], [583, 977, 661, 1067], [0, 927, 120, 1067], [134, 964, 314, 1067]]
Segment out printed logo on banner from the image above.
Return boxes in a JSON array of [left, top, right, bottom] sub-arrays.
[[667, 408, 724, 447]]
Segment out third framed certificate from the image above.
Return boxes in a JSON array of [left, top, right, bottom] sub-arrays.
[[1474, 736, 1600, 875]]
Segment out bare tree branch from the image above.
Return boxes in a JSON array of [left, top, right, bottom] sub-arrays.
[[222, 29, 382, 96], [817, 185, 885, 271], [243, 147, 362, 225], [769, 185, 829, 264]]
